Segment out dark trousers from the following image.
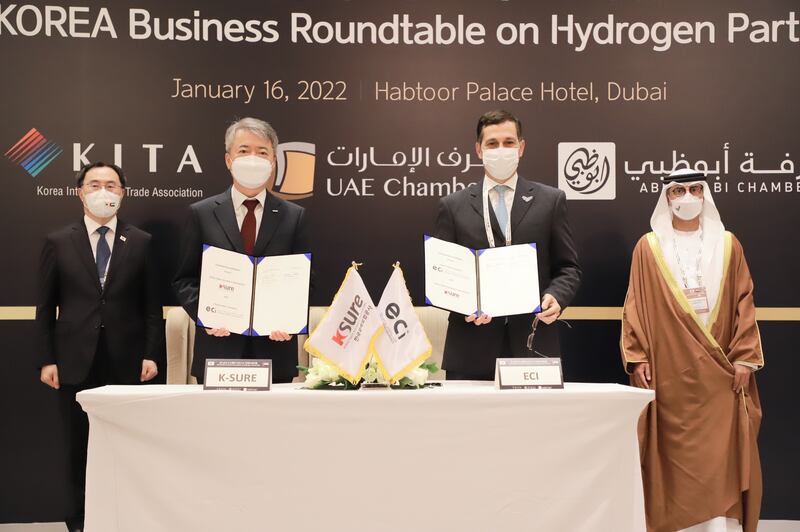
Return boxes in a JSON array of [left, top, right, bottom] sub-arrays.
[[57, 331, 117, 529], [445, 325, 513, 381], [195, 338, 296, 385]]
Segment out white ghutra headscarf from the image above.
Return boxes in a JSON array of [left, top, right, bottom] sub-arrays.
[[650, 168, 726, 320]]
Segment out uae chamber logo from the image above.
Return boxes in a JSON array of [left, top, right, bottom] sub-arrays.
[[4, 128, 63, 177], [557, 142, 616, 200], [270, 142, 316, 200]]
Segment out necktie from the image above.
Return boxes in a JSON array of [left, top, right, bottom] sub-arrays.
[[96, 226, 111, 287], [493, 185, 510, 240], [241, 199, 259, 255]]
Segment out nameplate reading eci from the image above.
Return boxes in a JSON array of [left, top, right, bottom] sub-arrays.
[[204, 359, 271, 391], [495, 358, 564, 390]]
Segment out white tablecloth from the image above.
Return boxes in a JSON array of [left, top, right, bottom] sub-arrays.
[[77, 382, 654, 532]]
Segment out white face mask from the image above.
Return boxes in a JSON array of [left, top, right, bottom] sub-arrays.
[[482, 147, 520, 182], [230, 155, 272, 189], [84, 189, 121, 219], [670, 194, 703, 221]]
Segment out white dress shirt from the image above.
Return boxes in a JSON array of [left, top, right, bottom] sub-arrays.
[[84, 215, 117, 260], [230, 186, 266, 235]]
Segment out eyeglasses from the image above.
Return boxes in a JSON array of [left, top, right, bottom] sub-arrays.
[[83, 182, 123, 193], [526, 316, 540, 352], [668, 184, 704, 199], [526, 316, 572, 358]]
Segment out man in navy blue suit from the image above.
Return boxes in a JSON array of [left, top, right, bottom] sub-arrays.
[[173, 117, 312, 384], [434, 110, 581, 380], [36, 161, 162, 531]]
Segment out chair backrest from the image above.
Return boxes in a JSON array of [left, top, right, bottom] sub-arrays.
[[165, 307, 197, 385], [164, 306, 449, 384], [412, 306, 448, 379]]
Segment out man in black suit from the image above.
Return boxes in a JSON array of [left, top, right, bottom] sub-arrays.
[[36, 162, 162, 532], [173, 117, 311, 384], [434, 110, 581, 380]]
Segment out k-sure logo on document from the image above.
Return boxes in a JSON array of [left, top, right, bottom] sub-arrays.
[[558, 142, 616, 200]]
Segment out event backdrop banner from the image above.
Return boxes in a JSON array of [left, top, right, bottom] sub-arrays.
[[1, 0, 797, 522]]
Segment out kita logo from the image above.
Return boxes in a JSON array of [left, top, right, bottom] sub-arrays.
[[4, 128, 62, 177], [270, 142, 316, 200], [558, 142, 616, 200]]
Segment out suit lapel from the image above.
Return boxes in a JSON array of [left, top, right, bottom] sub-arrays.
[[469, 185, 506, 247], [71, 222, 102, 293], [468, 186, 483, 218], [510, 179, 536, 233], [252, 193, 281, 257], [213, 189, 245, 253], [103, 222, 130, 292]]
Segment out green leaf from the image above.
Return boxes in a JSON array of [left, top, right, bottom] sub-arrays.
[[420, 362, 439, 373]]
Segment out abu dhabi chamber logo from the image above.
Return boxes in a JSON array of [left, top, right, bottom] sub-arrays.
[[557, 142, 616, 200], [271, 142, 316, 200], [4, 128, 63, 177]]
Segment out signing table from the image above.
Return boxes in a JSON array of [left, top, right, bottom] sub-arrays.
[[77, 382, 654, 532]]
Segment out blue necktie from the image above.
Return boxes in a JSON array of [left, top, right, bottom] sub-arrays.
[[96, 226, 111, 287], [493, 185, 510, 239]]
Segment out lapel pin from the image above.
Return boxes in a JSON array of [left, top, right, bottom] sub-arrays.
[[522, 195, 533, 202], [119, 235, 127, 242], [272, 209, 279, 213]]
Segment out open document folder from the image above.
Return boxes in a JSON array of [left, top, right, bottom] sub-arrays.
[[197, 245, 311, 336], [424, 235, 540, 317]]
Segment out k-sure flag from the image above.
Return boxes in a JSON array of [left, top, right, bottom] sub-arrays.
[[303, 265, 382, 384], [372, 265, 433, 383]]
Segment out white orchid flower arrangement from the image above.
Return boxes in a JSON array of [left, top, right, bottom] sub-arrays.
[[298, 357, 438, 389]]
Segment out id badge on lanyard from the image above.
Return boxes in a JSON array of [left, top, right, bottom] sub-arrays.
[[683, 287, 710, 314], [673, 235, 709, 314], [482, 190, 510, 248]]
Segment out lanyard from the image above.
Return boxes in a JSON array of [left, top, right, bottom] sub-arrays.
[[672, 231, 704, 288], [482, 186, 511, 248]]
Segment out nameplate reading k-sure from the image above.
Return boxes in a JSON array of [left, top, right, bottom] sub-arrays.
[[204, 359, 271, 391]]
